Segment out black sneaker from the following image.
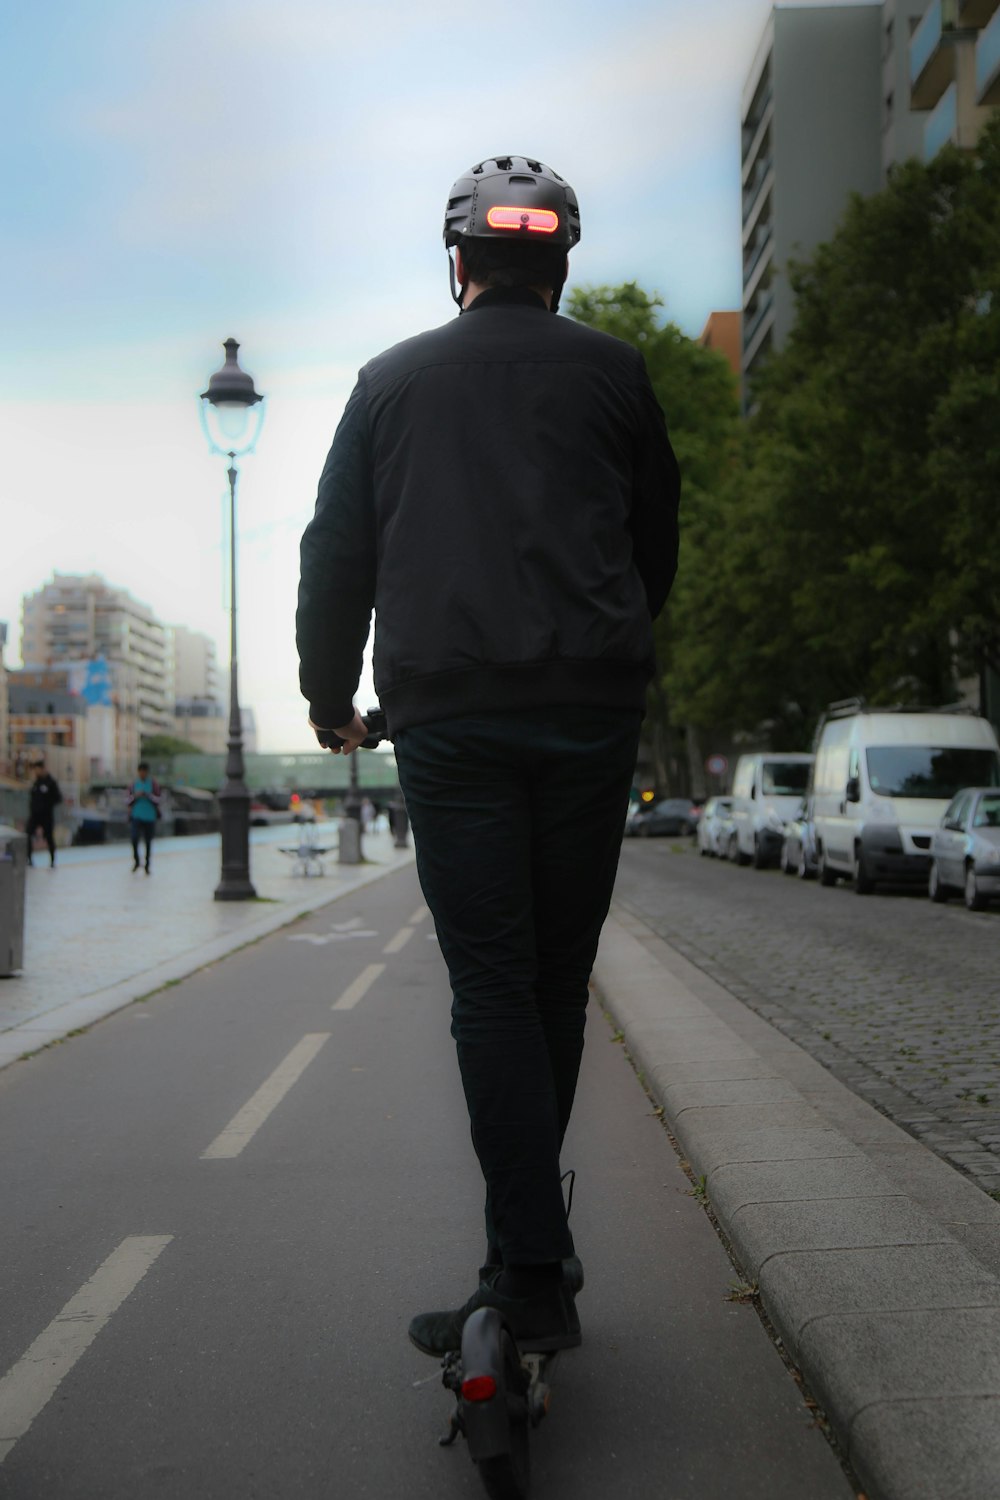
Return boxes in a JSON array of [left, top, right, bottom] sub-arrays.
[[408, 1275, 581, 1358]]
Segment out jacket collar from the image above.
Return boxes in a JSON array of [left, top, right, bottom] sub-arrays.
[[462, 287, 550, 315]]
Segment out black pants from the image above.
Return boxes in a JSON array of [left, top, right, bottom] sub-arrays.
[[394, 706, 641, 1267], [26, 815, 55, 864], [131, 819, 155, 867]]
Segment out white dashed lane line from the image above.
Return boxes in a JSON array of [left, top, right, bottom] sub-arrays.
[[383, 926, 414, 955], [332, 963, 386, 1012], [201, 1034, 331, 1159], [408, 906, 430, 925], [0, 1235, 173, 1465]]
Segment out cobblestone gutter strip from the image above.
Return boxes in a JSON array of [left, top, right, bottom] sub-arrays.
[[594, 912, 1000, 1500]]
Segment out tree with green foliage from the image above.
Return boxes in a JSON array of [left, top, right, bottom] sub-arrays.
[[567, 283, 741, 785], [140, 733, 202, 760], [668, 115, 1000, 744]]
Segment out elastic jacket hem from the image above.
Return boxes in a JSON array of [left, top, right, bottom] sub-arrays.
[[379, 658, 650, 735]]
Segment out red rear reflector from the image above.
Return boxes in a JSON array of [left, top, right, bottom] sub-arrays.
[[462, 1375, 498, 1402], [486, 206, 559, 235]]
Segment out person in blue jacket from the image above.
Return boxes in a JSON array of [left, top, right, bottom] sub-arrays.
[[127, 762, 161, 874]]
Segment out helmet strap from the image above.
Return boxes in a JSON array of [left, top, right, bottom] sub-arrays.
[[448, 251, 464, 310]]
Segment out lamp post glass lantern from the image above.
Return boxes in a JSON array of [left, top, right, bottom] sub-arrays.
[[199, 338, 265, 901]]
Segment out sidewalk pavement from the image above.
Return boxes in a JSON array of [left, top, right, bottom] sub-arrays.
[[594, 904, 1000, 1500], [0, 823, 414, 1070]]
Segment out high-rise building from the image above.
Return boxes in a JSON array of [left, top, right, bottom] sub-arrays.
[[0, 624, 9, 780], [741, 3, 1000, 403], [882, 1, 933, 172], [169, 624, 221, 703], [21, 574, 171, 742], [741, 4, 884, 398], [168, 624, 227, 753]]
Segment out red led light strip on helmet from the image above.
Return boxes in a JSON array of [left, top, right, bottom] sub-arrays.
[[486, 206, 559, 234]]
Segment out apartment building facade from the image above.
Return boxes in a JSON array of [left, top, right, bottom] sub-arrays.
[[21, 574, 171, 742], [169, 623, 228, 752], [741, 5, 884, 394], [742, 2, 1000, 400], [883, 0, 934, 171]]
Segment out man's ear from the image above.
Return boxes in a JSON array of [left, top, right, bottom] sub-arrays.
[[454, 246, 467, 287]]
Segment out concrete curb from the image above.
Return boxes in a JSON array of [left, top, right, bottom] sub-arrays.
[[0, 849, 415, 1072], [594, 909, 1000, 1500]]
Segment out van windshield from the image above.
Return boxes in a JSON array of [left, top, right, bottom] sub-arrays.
[[867, 747, 1000, 799], [761, 762, 811, 795]]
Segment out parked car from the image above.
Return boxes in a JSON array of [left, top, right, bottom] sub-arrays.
[[780, 796, 817, 879], [928, 788, 1000, 911], [697, 797, 734, 857], [730, 753, 814, 868], [627, 798, 698, 837], [812, 703, 1000, 894]]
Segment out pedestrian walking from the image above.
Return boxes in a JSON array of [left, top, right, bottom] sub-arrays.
[[126, 761, 161, 874], [297, 156, 680, 1357], [26, 760, 62, 868]]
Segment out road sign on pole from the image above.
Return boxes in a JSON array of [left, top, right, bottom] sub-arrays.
[[706, 754, 728, 777]]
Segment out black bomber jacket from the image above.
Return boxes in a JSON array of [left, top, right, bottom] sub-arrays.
[[297, 288, 681, 736]]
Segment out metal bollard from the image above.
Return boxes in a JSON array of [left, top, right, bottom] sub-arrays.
[[0, 826, 27, 975], [338, 817, 362, 866]]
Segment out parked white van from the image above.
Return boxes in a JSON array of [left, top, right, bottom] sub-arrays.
[[730, 752, 814, 868], [812, 704, 1000, 893]]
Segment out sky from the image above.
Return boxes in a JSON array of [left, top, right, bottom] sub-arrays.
[[0, 0, 872, 752]]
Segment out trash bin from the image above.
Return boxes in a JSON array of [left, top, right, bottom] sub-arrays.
[[0, 825, 27, 976]]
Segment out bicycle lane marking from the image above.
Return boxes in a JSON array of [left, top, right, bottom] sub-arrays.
[[200, 1034, 331, 1159], [332, 963, 386, 1011], [383, 926, 414, 955], [0, 1235, 173, 1465]]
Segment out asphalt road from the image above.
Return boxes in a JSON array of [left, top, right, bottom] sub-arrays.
[[616, 838, 1000, 1197], [0, 863, 852, 1499]]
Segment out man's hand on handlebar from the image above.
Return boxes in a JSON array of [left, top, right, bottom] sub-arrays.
[[310, 710, 369, 755]]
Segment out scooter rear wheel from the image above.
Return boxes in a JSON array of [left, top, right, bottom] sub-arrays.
[[472, 1326, 531, 1500]]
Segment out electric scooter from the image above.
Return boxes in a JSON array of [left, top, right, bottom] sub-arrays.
[[438, 1308, 564, 1500]]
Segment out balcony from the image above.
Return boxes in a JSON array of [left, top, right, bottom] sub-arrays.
[[977, 4, 1000, 101], [957, 0, 999, 26], [741, 83, 773, 154], [925, 81, 960, 155], [742, 289, 775, 359], [742, 156, 773, 222], [911, 0, 976, 109], [743, 224, 773, 285], [741, 102, 773, 182]]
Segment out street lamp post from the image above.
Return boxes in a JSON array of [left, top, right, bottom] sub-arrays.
[[199, 338, 265, 902]]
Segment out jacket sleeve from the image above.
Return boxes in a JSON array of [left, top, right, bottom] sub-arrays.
[[629, 356, 681, 622], [296, 376, 377, 727]]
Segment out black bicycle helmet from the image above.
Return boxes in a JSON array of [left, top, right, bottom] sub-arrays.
[[443, 155, 581, 312]]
